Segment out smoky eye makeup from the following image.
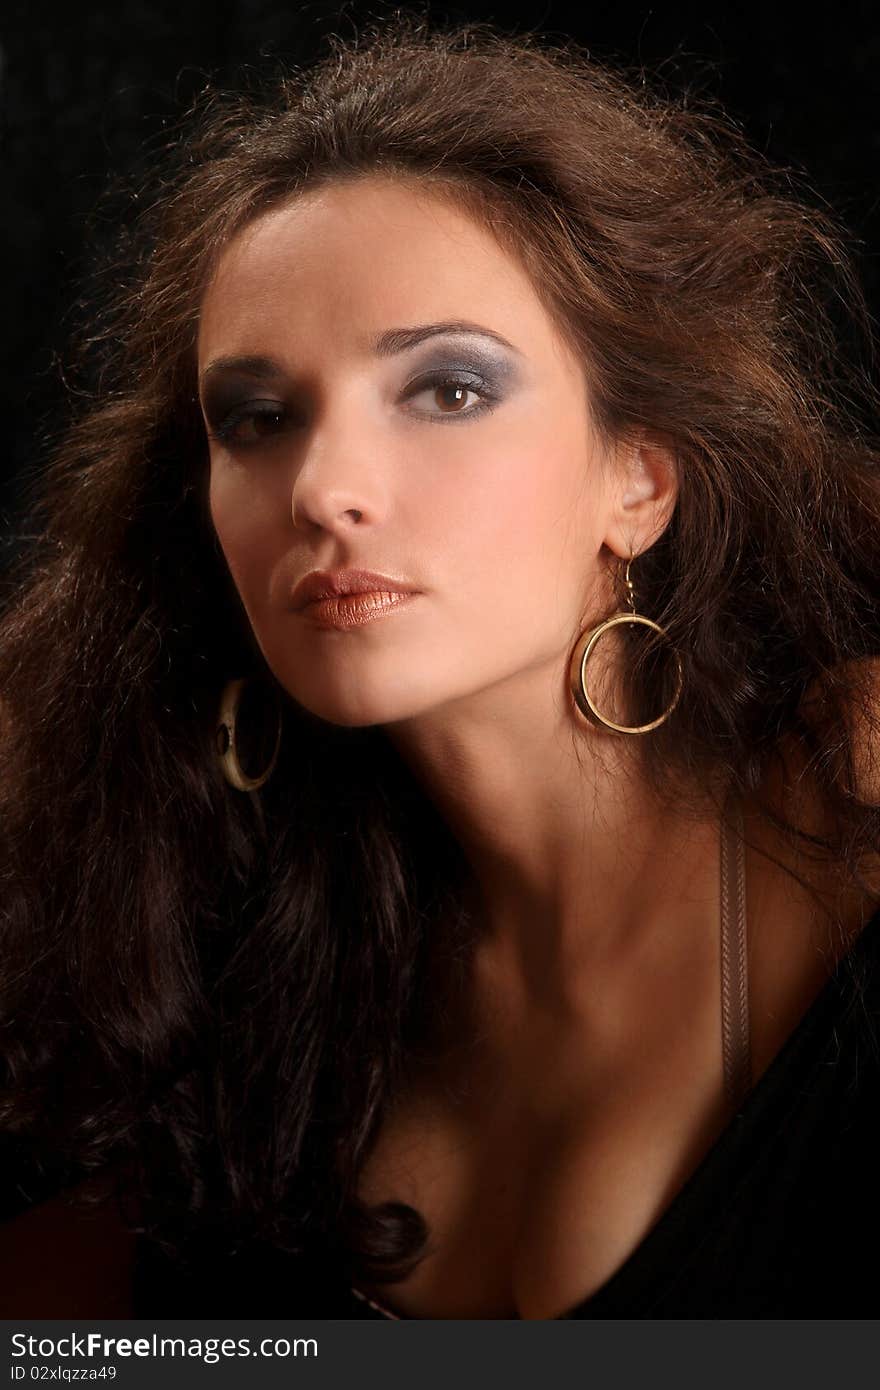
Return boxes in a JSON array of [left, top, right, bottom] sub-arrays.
[[401, 341, 516, 400], [409, 335, 523, 389], [199, 372, 294, 450], [407, 338, 518, 378], [200, 377, 283, 428], [199, 335, 522, 445]]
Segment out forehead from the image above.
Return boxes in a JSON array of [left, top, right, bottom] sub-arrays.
[[197, 176, 575, 372]]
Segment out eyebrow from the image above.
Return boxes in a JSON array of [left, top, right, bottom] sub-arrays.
[[371, 319, 523, 358], [199, 320, 523, 387]]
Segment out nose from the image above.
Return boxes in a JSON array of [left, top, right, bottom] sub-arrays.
[[291, 467, 369, 532], [289, 410, 387, 535]]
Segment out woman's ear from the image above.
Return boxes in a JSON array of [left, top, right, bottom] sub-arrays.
[[604, 428, 679, 559]]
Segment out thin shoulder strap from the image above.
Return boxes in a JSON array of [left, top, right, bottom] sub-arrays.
[[720, 787, 752, 1112]]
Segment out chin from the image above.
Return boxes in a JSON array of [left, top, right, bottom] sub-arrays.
[[287, 682, 432, 730]]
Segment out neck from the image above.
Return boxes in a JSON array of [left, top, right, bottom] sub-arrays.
[[385, 654, 725, 1012]]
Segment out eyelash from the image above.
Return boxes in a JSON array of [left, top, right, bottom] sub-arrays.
[[206, 371, 500, 448]]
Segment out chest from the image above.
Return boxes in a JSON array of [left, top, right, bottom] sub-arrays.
[[353, 970, 734, 1320], [351, 882, 858, 1319], [351, 746, 879, 1319]]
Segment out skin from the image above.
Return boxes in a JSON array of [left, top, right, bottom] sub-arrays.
[[198, 173, 731, 1034]]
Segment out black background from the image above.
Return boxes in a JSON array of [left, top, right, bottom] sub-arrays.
[[2, 1, 878, 548]]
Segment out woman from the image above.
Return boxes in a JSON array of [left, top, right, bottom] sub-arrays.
[[2, 15, 880, 1319]]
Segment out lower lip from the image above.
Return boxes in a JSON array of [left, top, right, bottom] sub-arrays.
[[298, 590, 420, 629]]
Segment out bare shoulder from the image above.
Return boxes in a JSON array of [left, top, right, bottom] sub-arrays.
[[740, 658, 880, 1078]]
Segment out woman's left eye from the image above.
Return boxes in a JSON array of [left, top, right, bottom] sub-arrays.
[[404, 373, 498, 422]]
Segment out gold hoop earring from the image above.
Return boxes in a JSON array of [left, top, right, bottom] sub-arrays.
[[568, 550, 683, 735], [216, 676, 283, 791]]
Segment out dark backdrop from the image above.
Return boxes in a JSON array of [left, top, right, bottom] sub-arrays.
[[2, 1, 878, 558]]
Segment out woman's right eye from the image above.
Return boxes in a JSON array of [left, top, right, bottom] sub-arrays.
[[207, 402, 289, 448]]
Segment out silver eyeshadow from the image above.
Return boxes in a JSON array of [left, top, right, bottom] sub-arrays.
[[199, 330, 521, 434]]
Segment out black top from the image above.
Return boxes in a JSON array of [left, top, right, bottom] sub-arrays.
[[130, 899, 880, 1319], [5, 902, 880, 1318]]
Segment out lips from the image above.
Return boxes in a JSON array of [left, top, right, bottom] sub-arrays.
[[291, 568, 419, 610]]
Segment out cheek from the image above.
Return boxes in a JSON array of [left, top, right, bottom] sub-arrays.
[[208, 468, 284, 618], [439, 420, 597, 601]]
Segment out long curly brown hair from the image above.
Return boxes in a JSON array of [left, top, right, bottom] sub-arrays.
[[2, 11, 879, 1292]]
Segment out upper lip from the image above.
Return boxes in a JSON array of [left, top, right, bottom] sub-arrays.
[[291, 568, 420, 610]]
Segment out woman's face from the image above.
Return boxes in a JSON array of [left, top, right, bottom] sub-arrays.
[[198, 175, 636, 729]]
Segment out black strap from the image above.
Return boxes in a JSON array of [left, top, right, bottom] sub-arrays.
[[720, 788, 752, 1112]]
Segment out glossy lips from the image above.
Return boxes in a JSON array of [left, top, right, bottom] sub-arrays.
[[291, 568, 420, 630]]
